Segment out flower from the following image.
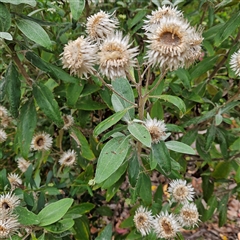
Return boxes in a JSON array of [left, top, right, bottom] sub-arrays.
[[0, 192, 20, 213], [144, 117, 167, 143], [0, 116, 12, 128], [178, 202, 200, 228], [153, 211, 180, 239], [31, 132, 53, 151], [133, 206, 154, 236], [59, 149, 77, 166], [7, 173, 22, 190], [17, 157, 31, 173], [0, 128, 7, 143], [230, 49, 240, 77], [86, 10, 119, 42], [98, 31, 139, 79], [62, 115, 74, 130], [168, 179, 195, 203], [61, 36, 98, 78], [0, 105, 8, 118], [0, 212, 20, 239]]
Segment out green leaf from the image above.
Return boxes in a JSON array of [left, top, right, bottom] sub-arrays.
[[95, 224, 112, 240], [69, 0, 85, 20], [202, 176, 214, 202], [202, 196, 218, 222], [0, 32, 12, 40], [150, 100, 164, 119], [165, 141, 195, 155], [0, 0, 36, 6], [128, 152, 140, 187], [43, 218, 74, 233], [175, 68, 191, 90], [75, 98, 107, 110], [128, 122, 151, 148], [38, 198, 73, 227], [33, 82, 63, 127], [137, 173, 152, 205], [106, 176, 125, 201], [17, 99, 37, 159], [94, 109, 128, 137], [212, 162, 231, 179], [65, 203, 95, 219], [5, 63, 21, 118], [14, 206, 39, 226], [150, 95, 186, 116], [95, 136, 130, 184], [128, 10, 147, 29], [0, 77, 6, 102], [16, 19, 52, 50], [234, 166, 240, 183], [205, 124, 216, 151], [71, 127, 95, 160], [0, 3, 11, 32], [66, 83, 84, 106], [151, 141, 171, 175], [74, 216, 90, 240], [230, 137, 240, 151], [218, 194, 229, 227]]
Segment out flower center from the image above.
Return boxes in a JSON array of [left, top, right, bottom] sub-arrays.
[[159, 32, 181, 46], [36, 137, 44, 146], [63, 116, 69, 124], [182, 210, 197, 219], [105, 43, 124, 60], [65, 156, 73, 163], [2, 202, 10, 210], [175, 186, 188, 199], [161, 219, 173, 234], [137, 215, 147, 226]]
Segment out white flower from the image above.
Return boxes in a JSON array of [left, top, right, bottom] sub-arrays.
[[17, 157, 31, 173], [153, 211, 180, 239], [178, 202, 200, 228], [0, 116, 12, 128], [168, 179, 195, 203], [62, 115, 74, 130], [133, 206, 154, 236], [59, 149, 77, 166], [0, 105, 8, 118], [61, 36, 98, 78], [0, 192, 20, 213], [230, 49, 240, 77], [86, 10, 119, 42], [0, 128, 7, 143], [31, 132, 53, 151], [7, 173, 22, 190], [144, 116, 167, 143], [98, 31, 139, 79]]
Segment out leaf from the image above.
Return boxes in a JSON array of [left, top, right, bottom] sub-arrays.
[[128, 10, 147, 29], [14, 206, 40, 226], [137, 173, 152, 205], [38, 198, 73, 227], [106, 176, 125, 202], [74, 216, 90, 240], [95, 224, 112, 240], [16, 19, 52, 50], [69, 0, 85, 20], [71, 127, 95, 160], [165, 141, 195, 155], [202, 196, 218, 222], [94, 109, 128, 137], [75, 98, 107, 110], [211, 162, 231, 179], [95, 136, 130, 184], [0, 3, 11, 32], [230, 137, 240, 151], [128, 122, 151, 148], [5, 63, 21, 118], [0, 32, 12, 40], [0, 0, 36, 6], [65, 203, 95, 219], [128, 152, 140, 187], [205, 124, 216, 151], [218, 194, 229, 227], [66, 83, 84, 106], [234, 166, 240, 183], [17, 99, 37, 159], [175, 68, 191, 90], [43, 218, 74, 233], [0, 77, 6, 102]]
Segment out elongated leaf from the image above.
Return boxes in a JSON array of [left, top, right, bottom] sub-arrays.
[[0, 0, 36, 6], [95, 136, 130, 183], [128, 152, 140, 187], [128, 10, 147, 29], [106, 176, 125, 202], [65, 203, 95, 219], [202, 196, 218, 222], [212, 161, 231, 179], [165, 141, 195, 155], [6, 63, 21, 118], [0, 77, 6, 101], [17, 99, 37, 159], [69, 0, 85, 20], [137, 173, 152, 205], [128, 122, 151, 148], [175, 68, 191, 90], [95, 224, 112, 240], [14, 206, 39, 225], [75, 98, 106, 110], [230, 137, 240, 151], [74, 216, 90, 240], [38, 198, 73, 226], [94, 109, 128, 137], [205, 124, 216, 151], [71, 127, 95, 160], [0, 3, 11, 32], [43, 218, 74, 233], [33, 82, 63, 127], [66, 83, 84, 106], [0, 32, 12, 40], [16, 19, 52, 49]]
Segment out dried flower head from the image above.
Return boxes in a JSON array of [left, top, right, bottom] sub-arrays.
[[62, 115, 74, 130], [98, 31, 139, 79], [230, 49, 240, 77], [0, 106, 8, 118], [59, 149, 77, 166], [0, 212, 20, 239], [31, 132, 53, 151], [17, 157, 31, 173], [86, 10, 119, 42], [133, 206, 154, 236], [0, 128, 7, 143], [61, 36, 98, 78], [153, 212, 180, 239], [7, 173, 22, 190], [144, 117, 167, 143], [168, 179, 195, 203], [0, 116, 12, 128], [178, 202, 200, 228], [0, 192, 20, 213]]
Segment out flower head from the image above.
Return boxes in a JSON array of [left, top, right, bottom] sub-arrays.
[[153, 211, 180, 239], [7, 173, 22, 190], [0, 192, 20, 213], [133, 206, 154, 236], [0, 116, 12, 128], [62, 115, 74, 130], [178, 202, 200, 228], [168, 179, 195, 203], [98, 31, 139, 79], [61, 36, 98, 78], [0, 128, 7, 143], [86, 10, 119, 42], [31, 132, 53, 151], [230, 49, 240, 77], [17, 157, 31, 173], [59, 149, 77, 166], [0, 105, 8, 118], [144, 117, 167, 143]]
